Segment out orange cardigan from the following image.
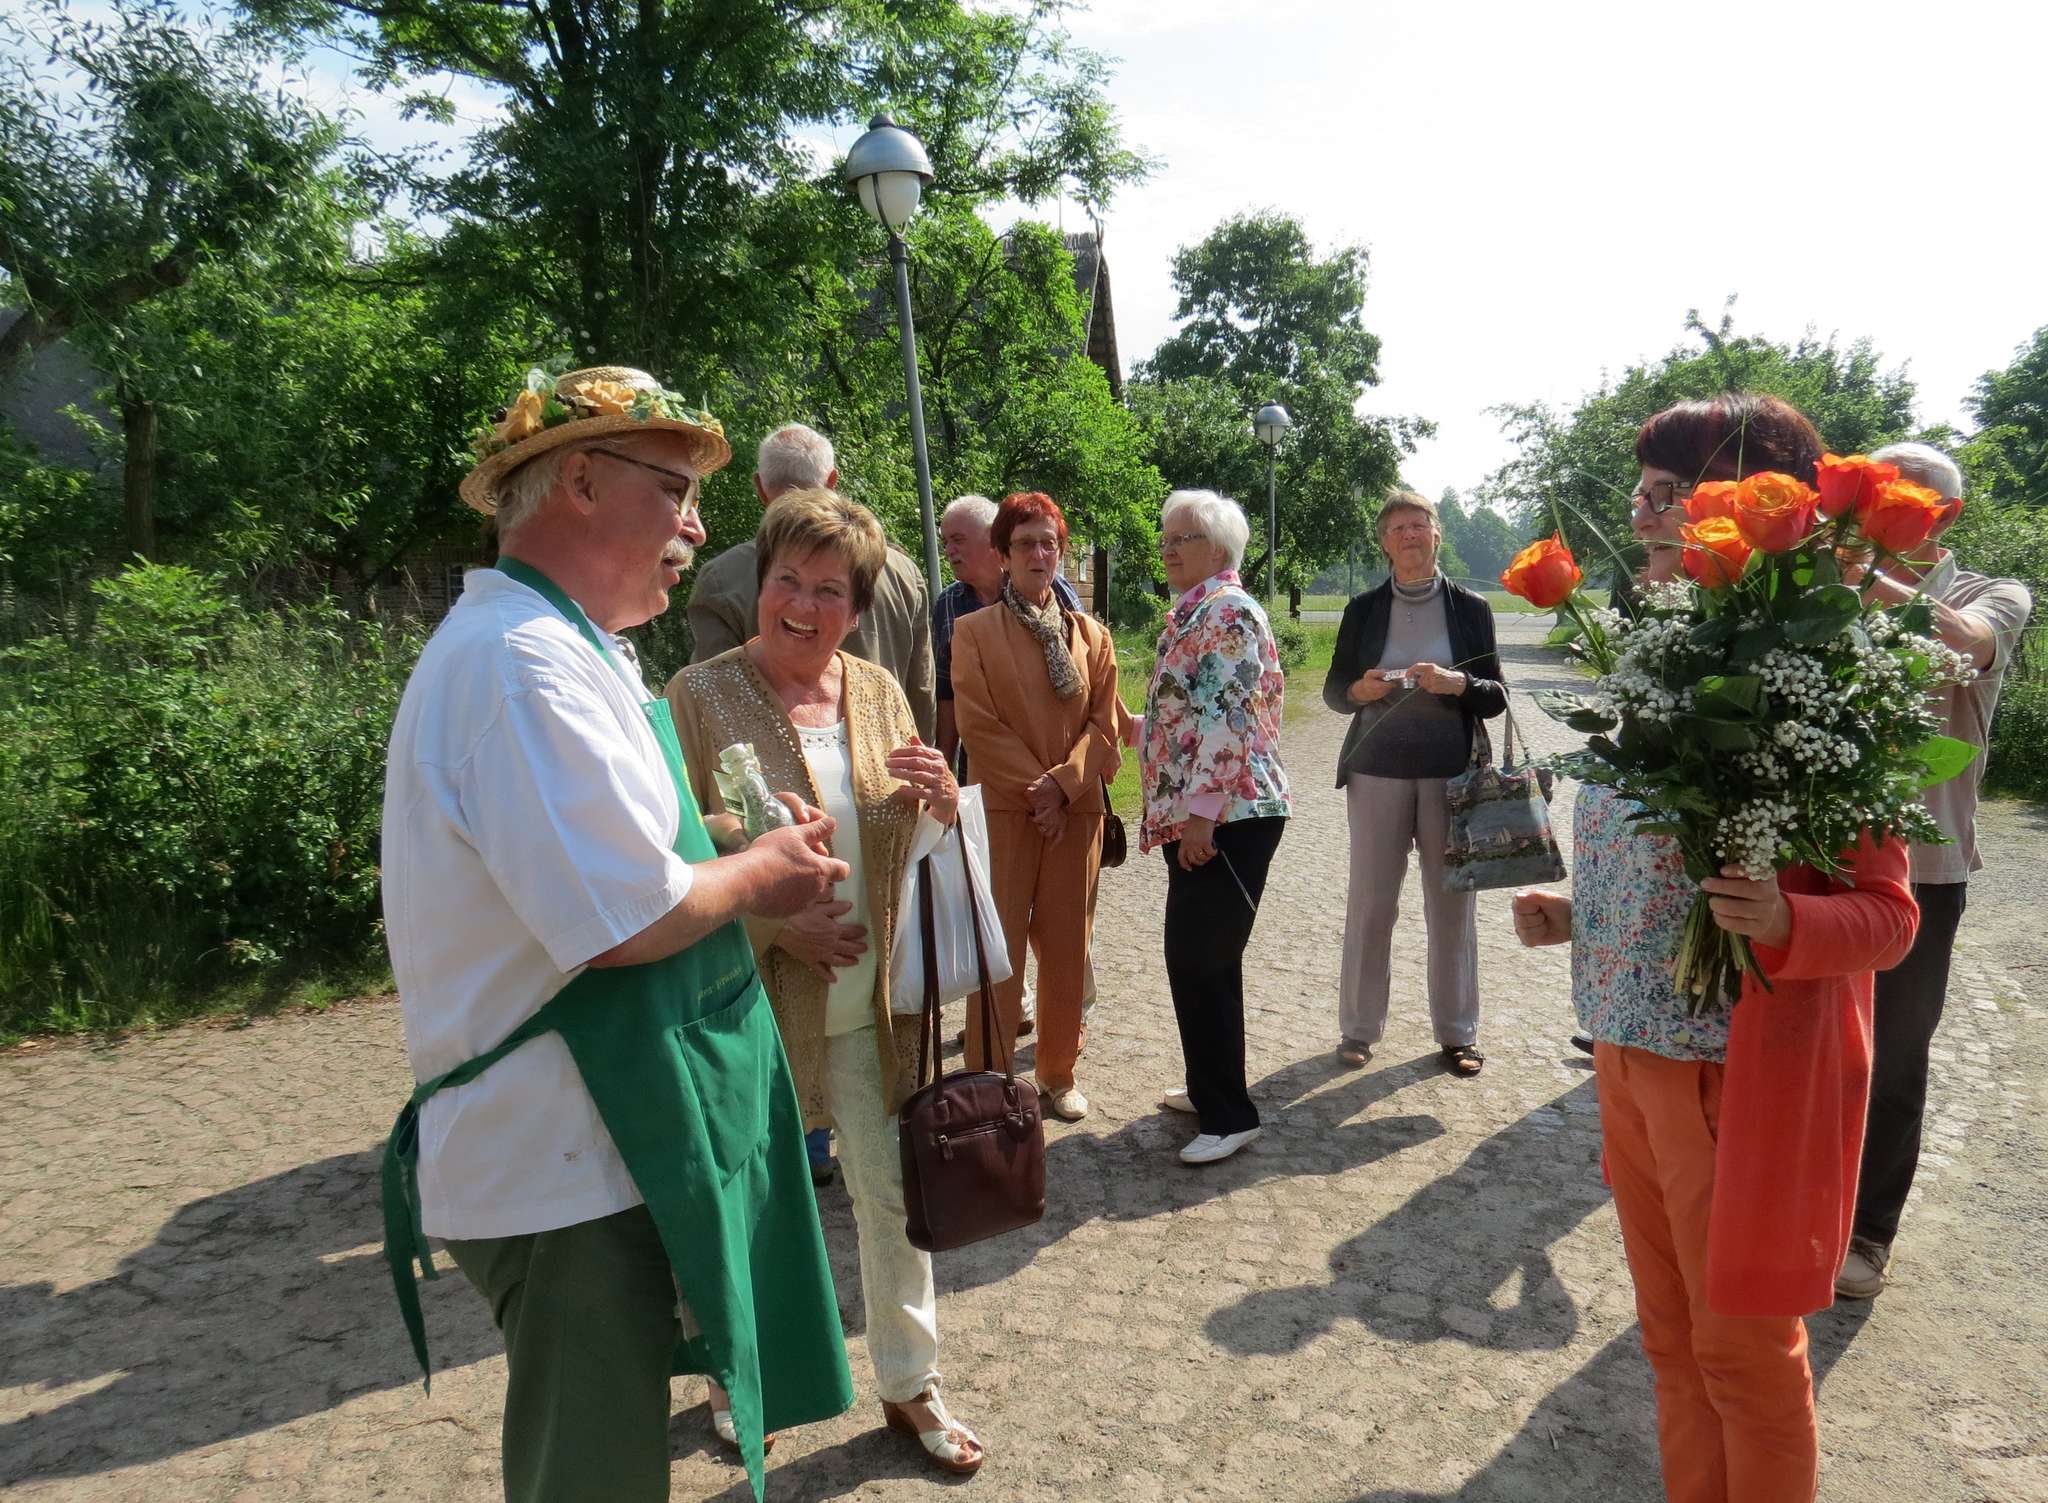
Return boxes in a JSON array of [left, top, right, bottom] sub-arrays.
[[1706, 832, 1918, 1317]]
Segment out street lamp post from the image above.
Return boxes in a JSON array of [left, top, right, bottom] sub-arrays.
[[845, 114, 943, 600], [1254, 401, 1292, 604]]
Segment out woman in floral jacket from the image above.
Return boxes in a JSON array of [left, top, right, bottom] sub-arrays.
[[1140, 489, 1292, 1165]]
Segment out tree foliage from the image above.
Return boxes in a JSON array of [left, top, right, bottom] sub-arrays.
[[1965, 323, 2048, 509], [1129, 211, 1422, 592]]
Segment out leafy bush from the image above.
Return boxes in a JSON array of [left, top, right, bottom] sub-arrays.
[[1272, 616, 1311, 673], [0, 563, 418, 1035], [1985, 666, 2048, 801]]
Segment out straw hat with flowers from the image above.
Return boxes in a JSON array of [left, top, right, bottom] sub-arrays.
[[460, 365, 735, 514]]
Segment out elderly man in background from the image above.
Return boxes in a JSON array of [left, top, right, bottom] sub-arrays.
[[687, 422, 935, 739], [379, 367, 854, 1502], [1836, 441, 2034, 1299]]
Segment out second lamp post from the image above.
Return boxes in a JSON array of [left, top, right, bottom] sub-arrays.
[[1254, 401, 1292, 602]]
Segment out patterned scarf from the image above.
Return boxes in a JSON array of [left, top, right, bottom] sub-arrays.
[[1002, 575, 1083, 701]]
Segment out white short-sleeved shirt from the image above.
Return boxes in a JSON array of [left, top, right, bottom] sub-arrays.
[[382, 567, 694, 1240]]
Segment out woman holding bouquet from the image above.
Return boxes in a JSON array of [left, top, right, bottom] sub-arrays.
[[1509, 394, 1922, 1503]]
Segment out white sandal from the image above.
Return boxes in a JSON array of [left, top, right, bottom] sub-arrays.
[[707, 1382, 775, 1454], [882, 1388, 985, 1475]]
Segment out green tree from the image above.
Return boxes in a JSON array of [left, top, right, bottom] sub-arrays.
[[1484, 301, 1919, 576], [0, 0, 341, 558], [1965, 323, 2048, 508], [1437, 487, 1518, 588], [1130, 212, 1424, 598]]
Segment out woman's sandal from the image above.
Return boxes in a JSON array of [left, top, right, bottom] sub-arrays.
[[882, 1388, 985, 1476], [707, 1382, 776, 1455], [1442, 1044, 1485, 1077]]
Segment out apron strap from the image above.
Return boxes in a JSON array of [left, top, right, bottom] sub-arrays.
[[382, 1002, 567, 1388]]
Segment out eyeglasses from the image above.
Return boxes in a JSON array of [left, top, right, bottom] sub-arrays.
[[589, 448, 701, 517], [1631, 479, 1687, 515], [1160, 531, 1208, 554]]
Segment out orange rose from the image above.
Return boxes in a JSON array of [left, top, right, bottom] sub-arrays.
[[1859, 478, 1948, 555], [568, 378, 638, 416], [1730, 471, 1820, 554], [1684, 480, 1741, 522], [1498, 532, 1582, 609], [1813, 452, 1898, 521], [1680, 516, 1752, 588], [494, 388, 546, 447]]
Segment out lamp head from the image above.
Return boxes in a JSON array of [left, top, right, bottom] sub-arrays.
[[845, 114, 934, 232], [1254, 401, 1293, 447]]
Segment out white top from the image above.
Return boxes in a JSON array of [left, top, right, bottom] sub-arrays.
[[382, 567, 695, 1240], [798, 720, 879, 1035]]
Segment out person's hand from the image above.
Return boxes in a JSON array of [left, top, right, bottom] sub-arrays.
[[1511, 888, 1572, 947], [886, 736, 959, 825], [1177, 815, 1218, 870], [1033, 799, 1069, 842], [774, 897, 867, 983], [1836, 545, 1875, 590], [1701, 865, 1791, 950], [1026, 771, 1068, 819], [745, 820, 847, 918], [1348, 669, 1398, 705], [1410, 661, 1469, 697]]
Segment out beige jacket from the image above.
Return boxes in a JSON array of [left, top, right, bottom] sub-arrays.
[[685, 537, 937, 742], [665, 648, 927, 1125], [950, 601, 1121, 813]]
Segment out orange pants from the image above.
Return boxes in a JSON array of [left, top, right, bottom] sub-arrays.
[[969, 810, 1100, 1091], [1595, 1043, 1818, 1503]]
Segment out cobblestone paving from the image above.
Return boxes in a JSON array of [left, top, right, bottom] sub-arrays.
[[5, 616, 2046, 1501]]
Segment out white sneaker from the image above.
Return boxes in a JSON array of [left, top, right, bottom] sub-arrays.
[[1160, 1086, 1196, 1115], [1043, 1086, 1089, 1122], [1179, 1127, 1261, 1164]]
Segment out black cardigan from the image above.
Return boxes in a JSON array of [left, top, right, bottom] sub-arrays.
[[1320, 577, 1508, 787]]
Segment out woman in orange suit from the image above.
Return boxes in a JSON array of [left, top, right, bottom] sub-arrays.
[[949, 492, 1121, 1122]]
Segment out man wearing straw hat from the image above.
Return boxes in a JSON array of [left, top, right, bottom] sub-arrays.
[[378, 366, 855, 1501]]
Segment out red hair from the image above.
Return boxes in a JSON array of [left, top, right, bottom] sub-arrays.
[[991, 491, 1068, 555], [1635, 393, 1823, 485]]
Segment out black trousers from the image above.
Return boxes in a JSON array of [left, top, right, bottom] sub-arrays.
[[1162, 815, 1286, 1136], [1853, 879, 1968, 1246]]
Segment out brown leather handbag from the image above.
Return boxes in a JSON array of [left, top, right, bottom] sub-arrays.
[[897, 827, 1045, 1253], [1098, 775, 1127, 869]]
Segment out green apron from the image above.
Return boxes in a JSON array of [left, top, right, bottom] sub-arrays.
[[381, 558, 853, 1498]]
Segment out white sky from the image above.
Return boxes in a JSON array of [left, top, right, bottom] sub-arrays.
[[273, 0, 2046, 504]]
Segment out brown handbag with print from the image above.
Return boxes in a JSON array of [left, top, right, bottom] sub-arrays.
[[898, 821, 1046, 1252]]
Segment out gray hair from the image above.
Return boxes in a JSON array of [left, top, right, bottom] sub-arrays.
[[1162, 488, 1251, 571], [1870, 441, 1964, 502], [495, 448, 568, 533], [755, 422, 836, 497], [941, 493, 997, 531]]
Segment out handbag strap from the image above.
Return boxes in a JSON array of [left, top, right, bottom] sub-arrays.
[[1467, 705, 1528, 772], [912, 819, 1009, 1091]]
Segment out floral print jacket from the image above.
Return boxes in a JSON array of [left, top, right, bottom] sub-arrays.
[[1139, 571, 1292, 853]]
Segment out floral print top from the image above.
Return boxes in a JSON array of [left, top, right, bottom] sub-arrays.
[[1139, 570, 1292, 853], [1570, 783, 1728, 1061]]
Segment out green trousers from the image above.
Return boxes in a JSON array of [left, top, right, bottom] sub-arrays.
[[445, 1205, 681, 1503]]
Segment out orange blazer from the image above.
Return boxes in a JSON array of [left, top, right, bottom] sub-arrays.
[[950, 601, 1120, 814]]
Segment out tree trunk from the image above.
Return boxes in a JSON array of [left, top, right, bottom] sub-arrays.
[[1288, 580, 1301, 619], [1092, 543, 1109, 618], [121, 389, 159, 561]]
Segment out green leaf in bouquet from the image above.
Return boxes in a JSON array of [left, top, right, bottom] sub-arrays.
[[1809, 549, 1840, 587], [1790, 583, 1862, 628], [1675, 715, 1757, 751], [1911, 734, 1981, 789], [1729, 623, 1783, 662], [1545, 619, 1583, 648], [1895, 596, 1934, 634], [1566, 708, 1619, 733], [1689, 616, 1739, 648], [1535, 689, 1592, 724], [1628, 818, 1688, 840], [1694, 673, 1763, 717]]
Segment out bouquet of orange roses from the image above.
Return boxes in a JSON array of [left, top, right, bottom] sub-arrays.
[[1501, 455, 1978, 1013]]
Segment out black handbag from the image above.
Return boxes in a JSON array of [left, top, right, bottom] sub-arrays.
[[897, 824, 1045, 1252], [1098, 776, 1127, 868], [1442, 708, 1566, 893]]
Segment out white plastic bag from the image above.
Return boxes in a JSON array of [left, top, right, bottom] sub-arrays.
[[890, 785, 1011, 1012]]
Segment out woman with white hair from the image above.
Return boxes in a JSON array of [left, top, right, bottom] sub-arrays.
[[1138, 489, 1292, 1164]]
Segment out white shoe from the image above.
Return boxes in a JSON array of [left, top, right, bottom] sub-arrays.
[[1834, 1237, 1889, 1300], [1043, 1085, 1089, 1121], [1160, 1086, 1196, 1115], [1180, 1127, 1261, 1164]]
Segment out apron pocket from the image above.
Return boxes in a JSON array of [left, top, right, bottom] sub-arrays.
[[674, 983, 774, 1185]]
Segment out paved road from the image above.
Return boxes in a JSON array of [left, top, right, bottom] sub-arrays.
[[4, 614, 2045, 1501]]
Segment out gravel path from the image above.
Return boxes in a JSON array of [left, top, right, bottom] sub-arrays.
[[3, 612, 2044, 1501]]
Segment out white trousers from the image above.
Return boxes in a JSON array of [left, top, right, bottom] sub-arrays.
[[825, 1027, 940, 1402]]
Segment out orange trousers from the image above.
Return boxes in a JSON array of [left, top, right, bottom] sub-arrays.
[[1595, 1043, 1818, 1503], [969, 810, 1100, 1091]]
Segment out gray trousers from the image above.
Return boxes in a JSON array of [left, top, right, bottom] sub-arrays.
[[1338, 772, 1479, 1049]]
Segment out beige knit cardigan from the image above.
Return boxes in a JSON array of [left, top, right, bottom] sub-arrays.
[[665, 647, 928, 1127]]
